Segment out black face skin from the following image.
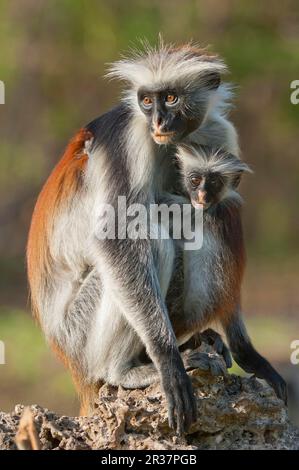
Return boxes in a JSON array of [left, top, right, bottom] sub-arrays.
[[137, 87, 201, 145], [185, 170, 226, 210]]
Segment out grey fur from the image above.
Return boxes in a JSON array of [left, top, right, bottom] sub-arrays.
[[30, 42, 243, 433], [174, 145, 287, 404]]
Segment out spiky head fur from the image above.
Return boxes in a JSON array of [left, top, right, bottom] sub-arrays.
[[106, 39, 234, 118], [177, 144, 252, 206]]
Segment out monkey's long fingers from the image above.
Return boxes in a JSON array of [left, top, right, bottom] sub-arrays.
[[184, 351, 211, 371], [184, 350, 227, 377], [181, 382, 197, 432], [165, 387, 185, 434], [213, 336, 233, 368], [174, 392, 185, 436], [165, 375, 197, 435], [201, 329, 232, 369], [222, 346, 233, 369], [209, 356, 227, 377], [184, 351, 205, 370], [162, 354, 197, 435], [167, 394, 175, 431], [176, 379, 197, 435]]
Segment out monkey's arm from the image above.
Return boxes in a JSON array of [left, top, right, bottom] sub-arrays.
[[95, 236, 197, 434], [50, 268, 102, 362], [157, 192, 189, 206]]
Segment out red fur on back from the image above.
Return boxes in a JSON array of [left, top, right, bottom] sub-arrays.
[[214, 202, 246, 325], [27, 128, 92, 321], [218, 202, 246, 283]]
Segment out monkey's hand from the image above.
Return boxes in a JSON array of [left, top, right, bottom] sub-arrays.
[[160, 353, 197, 435], [182, 348, 228, 377], [199, 328, 232, 369]]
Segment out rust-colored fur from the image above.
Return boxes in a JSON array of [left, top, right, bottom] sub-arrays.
[[170, 203, 246, 339], [27, 128, 92, 321], [27, 128, 96, 414], [213, 203, 246, 327], [50, 339, 100, 415]]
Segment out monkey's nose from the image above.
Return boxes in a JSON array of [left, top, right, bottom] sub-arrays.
[[152, 111, 165, 132], [197, 190, 206, 205], [156, 115, 163, 128]]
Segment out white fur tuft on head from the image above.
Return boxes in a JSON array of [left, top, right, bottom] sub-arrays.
[[177, 145, 252, 177], [106, 39, 227, 90]]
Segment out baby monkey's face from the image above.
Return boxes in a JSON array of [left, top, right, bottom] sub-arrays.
[[185, 171, 226, 210], [178, 145, 252, 210]]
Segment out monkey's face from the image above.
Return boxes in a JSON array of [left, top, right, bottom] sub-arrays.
[[185, 171, 226, 210], [137, 87, 202, 145]]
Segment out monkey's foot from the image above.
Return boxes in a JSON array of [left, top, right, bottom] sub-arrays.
[[199, 328, 232, 369], [182, 348, 227, 377]]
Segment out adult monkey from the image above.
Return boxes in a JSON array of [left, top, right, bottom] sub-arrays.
[[27, 42, 240, 434]]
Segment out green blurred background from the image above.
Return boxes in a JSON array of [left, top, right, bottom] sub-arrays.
[[0, 0, 298, 420]]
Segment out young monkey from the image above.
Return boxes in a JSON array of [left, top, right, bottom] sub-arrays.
[[173, 144, 287, 403]]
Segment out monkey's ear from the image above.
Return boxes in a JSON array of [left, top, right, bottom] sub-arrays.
[[231, 174, 242, 188], [225, 154, 253, 175], [238, 161, 253, 175], [204, 71, 221, 90], [231, 161, 253, 188]]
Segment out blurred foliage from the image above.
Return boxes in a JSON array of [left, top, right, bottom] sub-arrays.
[[0, 0, 298, 415]]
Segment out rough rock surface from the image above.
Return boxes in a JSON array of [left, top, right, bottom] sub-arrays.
[[1, 344, 299, 450]]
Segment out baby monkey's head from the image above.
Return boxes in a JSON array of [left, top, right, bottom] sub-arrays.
[[177, 145, 252, 210]]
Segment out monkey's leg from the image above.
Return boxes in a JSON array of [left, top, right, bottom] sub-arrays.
[[113, 362, 159, 389], [222, 308, 287, 403], [48, 268, 103, 416]]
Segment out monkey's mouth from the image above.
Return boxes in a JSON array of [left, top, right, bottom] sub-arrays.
[[152, 132, 176, 144], [191, 200, 211, 211]]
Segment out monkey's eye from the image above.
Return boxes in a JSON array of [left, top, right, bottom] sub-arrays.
[[142, 96, 153, 108], [190, 175, 202, 187], [165, 94, 178, 105], [209, 176, 222, 188]]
